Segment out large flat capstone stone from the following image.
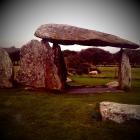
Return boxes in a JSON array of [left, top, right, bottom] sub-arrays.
[[100, 101, 140, 123], [35, 24, 139, 49]]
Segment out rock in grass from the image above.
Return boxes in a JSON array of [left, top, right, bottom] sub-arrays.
[[100, 101, 140, 123], [106, 81, 119, 88], [0, 48, 13, 88], [66, 77, 72, 83]]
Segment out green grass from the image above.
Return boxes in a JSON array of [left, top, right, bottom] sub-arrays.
[[98, 66, 118, 78], [0, 67, 140, 140], [67, 66, 118, 87], [69, 74, 140, 88], [132, 67, 140, 79], [0, 88, 140, 140], [69, 75, 113, 86], [68, 67, 140, 87]]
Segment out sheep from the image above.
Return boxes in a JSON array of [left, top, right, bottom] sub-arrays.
[[89, 70, 98, 75]]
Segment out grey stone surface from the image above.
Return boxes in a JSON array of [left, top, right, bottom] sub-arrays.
[[0, 48, 13, 88], [35, 24, 139, 49], [52, 43, 67, 87], [106, 81, 119, 88], [100, 101, 140, 123], [15, 40, 66, 90], [15, 40, 48, 88], [118, 51, 131, 89], [42, 40, 65, 90]]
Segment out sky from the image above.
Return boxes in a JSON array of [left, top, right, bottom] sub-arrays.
[[0, 0, 139, 53]]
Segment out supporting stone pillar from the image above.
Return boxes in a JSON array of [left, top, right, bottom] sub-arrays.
[[52, 43, 67, 88], [15, 39, 66, 90], [118, 49, 131, 89], [15, 40, 50, 88], [42, 40, 64, 90]]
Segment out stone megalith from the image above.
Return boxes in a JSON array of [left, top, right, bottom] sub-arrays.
[[15, 40, 47, 88], [118, 50, 131, 89], [42, 40, 66, 90], [100, 101, 140, 123], [35, 24, 139, 49], [52, 43, 67, 87], [0, 48, 13, 88], [15, 40, 66, 90]]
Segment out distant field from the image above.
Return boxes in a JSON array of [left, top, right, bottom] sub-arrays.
[[69, 67, 140, 87], [97, 66, 140, 79], [132, 67, 140, 79], [97, 66, 118, 78]]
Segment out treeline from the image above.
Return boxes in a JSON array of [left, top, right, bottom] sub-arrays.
[[3, 47, 20, 65], [114, 49, 140, 66], [63, 48, 140, 74], [63, 48, 140, 67], [2, 46, 140, 67], [63, 48, 114, 74]]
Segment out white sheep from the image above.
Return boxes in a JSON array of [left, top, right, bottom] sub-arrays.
[[89, 70, 98, 75]]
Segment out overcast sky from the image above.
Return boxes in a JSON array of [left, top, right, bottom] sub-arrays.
[[0, 0, 139, 53]]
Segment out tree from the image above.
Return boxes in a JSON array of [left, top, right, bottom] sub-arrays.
[[63, 48, 115, 74], [79, 48, 114, 65], [114, 49, 140, 66], [3, 46, 20, 65], [63, 50, 83, 69]]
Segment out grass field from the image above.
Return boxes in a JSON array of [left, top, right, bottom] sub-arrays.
[[68, 67, 140, 88], [0, 67, 140, 140]]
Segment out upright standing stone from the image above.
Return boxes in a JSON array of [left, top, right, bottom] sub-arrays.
[[118, 50, 131, 89], [15, 40, 66, 90], [0, 48, 13, 88], [100, 101, 140, 123], [15, 40, 48, 88], [42, 40, 65, 90], [52, 43, 67, 88]]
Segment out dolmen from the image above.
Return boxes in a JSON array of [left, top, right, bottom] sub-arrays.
[[34, 24, 139, 90], [0, 24, 139, 90]]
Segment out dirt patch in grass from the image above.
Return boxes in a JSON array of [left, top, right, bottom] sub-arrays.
[[65, 86, 123, 94]]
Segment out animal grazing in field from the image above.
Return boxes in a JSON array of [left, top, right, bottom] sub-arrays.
[[89, 70, 98, 75]]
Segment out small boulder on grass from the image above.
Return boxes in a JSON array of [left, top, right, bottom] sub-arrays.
[[106, 81, 119, 88], [66, 77, 72, 83], [100, 101, 140, 123]]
